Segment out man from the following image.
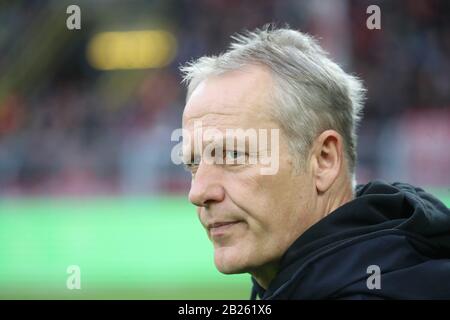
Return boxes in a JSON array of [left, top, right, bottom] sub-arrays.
[[179, 26, 450, 299]]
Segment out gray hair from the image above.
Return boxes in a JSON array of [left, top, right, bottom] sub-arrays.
[[180, 25, 366, 179]]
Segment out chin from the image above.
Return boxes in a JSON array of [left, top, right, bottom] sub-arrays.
[[213, 245, 250, 274]]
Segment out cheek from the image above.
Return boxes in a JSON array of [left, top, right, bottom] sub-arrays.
[[237, 171, 292, 218], [225, 175, 289, 251], [238, 169, 308, 243], [213, 175, 306, 271], [226, 172, 269, 227]]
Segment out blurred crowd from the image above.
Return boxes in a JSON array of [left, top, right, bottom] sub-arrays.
[[0, 0, 449, 196]]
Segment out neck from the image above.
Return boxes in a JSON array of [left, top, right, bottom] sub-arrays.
[[250, 261, 279, 290], [251, 177, 355, 291], [322, 178, 354, 219]]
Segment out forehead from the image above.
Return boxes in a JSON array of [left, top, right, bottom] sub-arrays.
[[182, 65, 275, 130]]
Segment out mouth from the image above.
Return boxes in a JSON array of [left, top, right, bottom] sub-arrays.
[[208, 221, 242, 237]]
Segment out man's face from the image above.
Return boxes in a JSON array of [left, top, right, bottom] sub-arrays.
[[182, 65, 317, 275]]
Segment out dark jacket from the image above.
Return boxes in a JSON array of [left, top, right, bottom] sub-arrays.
[[251, 180, 450, 299]]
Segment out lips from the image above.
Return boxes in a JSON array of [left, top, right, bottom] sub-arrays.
[[208, 221, 241, 237], [209, 221, 237, 228]]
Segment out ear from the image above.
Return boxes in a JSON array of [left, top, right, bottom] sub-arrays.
[[310, 130, 343, 193]]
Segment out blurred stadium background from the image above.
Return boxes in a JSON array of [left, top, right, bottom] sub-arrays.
[[0, 0, 449, 299]]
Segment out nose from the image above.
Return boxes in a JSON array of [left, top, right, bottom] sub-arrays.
[[188, 162, 225, 207]]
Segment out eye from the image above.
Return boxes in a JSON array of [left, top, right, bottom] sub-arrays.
[[224, 150, 247, 164], [183, 154, 201, 173]]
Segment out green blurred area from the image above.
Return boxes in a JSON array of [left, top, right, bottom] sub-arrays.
[[0, 197, 250, 299], [0, 192, 449, 300]]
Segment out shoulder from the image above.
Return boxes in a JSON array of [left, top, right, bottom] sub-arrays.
[[280, 231, 450, 299]]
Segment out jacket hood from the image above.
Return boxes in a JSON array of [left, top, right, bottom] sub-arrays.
[[251, 180, 450, 299]]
